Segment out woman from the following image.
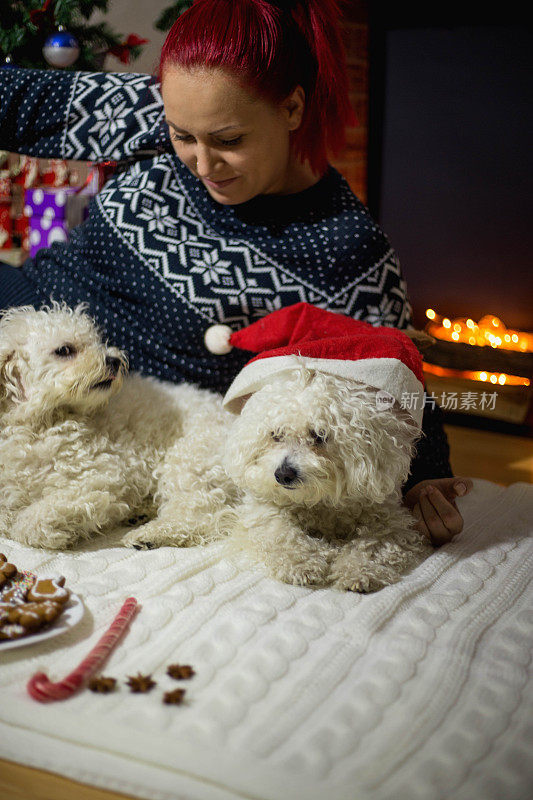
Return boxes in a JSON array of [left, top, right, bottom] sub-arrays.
[[0, 0, 471, 542]]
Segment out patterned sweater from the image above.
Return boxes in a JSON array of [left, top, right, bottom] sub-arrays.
[[0, 67, 453, 491]]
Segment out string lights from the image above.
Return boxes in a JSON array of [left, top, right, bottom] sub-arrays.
[[424, 309, 531, 389]]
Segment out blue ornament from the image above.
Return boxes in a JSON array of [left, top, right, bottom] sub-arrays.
[[42, 26, 80, 68]]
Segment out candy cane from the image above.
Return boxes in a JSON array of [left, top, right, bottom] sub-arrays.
[[27, 597, 139, 702]]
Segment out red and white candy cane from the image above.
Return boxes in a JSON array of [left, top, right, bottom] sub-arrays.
[[27, 597, 139, 702]]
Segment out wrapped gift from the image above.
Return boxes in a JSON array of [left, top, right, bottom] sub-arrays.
[[0, 202, 12, 249], [81, 161, 117, 194], [0, 169, 13, 249], [24, 187, 82, 257], [40, 159, 70, 187], [12, 213, 30, 251], [0, 170, 11, 202], [12, 155, 40, 189]]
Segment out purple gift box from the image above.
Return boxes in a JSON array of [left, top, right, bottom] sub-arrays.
[[25, 187, 78, 220], [24, 187, 89, 257]]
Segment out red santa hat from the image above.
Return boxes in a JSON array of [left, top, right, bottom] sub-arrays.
[[204, 303, 425, 427]]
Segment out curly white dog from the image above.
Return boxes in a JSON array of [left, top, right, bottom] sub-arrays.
[[197, 302, 435, 592], [220, 366, 432, 593], [0, 303, 234, 550]]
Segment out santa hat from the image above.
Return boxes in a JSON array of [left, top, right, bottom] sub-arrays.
[[204, 303, 425, 427]]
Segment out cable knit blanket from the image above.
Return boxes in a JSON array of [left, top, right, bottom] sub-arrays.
[[1, 478, 532, 800]]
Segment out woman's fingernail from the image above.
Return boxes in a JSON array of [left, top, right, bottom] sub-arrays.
[[427, 485, 434, 493], [455, 482, 467, 496]]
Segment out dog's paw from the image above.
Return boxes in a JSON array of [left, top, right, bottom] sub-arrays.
[[10, 521, 78, 550], [121, 528, 159, 550], [133, 542, 155, 551], [333, 573, 388, 594], [121, 520, 199, 550], [269, 561, 329, 587], [329, 548, 401, 593], [330, 561, 398, 593]]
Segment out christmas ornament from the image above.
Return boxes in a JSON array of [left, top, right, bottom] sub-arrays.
[[42, 26, 80, 68], [29, 0, 55, 28], [108, 34, 149, 65]]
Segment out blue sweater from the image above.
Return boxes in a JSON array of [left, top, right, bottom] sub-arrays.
[[0, 67, 453, 491]]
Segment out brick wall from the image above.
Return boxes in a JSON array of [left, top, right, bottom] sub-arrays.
[[330, 1, 368, 204]]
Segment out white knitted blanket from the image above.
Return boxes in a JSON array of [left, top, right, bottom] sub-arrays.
[[1, 478, 532, 800]]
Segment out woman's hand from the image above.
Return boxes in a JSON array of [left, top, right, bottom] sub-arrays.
[[403, 477, 474, 546]]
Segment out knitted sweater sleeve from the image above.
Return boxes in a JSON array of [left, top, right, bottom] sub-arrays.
[[0, 67, 170, 162]]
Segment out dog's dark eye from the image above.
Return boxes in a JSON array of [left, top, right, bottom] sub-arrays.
[[54, 344, 77, 358], [310, 429, 328, 445], [270, 431, 283, 442]]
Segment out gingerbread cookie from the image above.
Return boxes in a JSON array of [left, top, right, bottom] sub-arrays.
[[0, 600, 63, 630], [0, 554, 17, 587], [27, 576, 70, 606], [0, 562, 71, 641]]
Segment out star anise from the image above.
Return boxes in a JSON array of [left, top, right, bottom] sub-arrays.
[[88, 676, 117, 693], [163, 688, 186, 705], [166, 663, 195, 680], [126, 672, 156, 693]]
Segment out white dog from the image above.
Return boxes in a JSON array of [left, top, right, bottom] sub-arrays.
[[218, 365, 433, 593], [0, 303, 234, 550]]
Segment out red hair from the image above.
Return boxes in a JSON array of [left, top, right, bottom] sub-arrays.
[[158, 0, 355, 174]]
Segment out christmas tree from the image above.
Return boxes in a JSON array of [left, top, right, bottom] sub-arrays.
[[1, 0, 147, 71], [0, 1, 149, 261], [154, 1, 194, 33]]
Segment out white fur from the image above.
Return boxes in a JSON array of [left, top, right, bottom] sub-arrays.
[[0, 305, 432, 593], [0, 303, 235, 550], [219, 366, 433, 593]]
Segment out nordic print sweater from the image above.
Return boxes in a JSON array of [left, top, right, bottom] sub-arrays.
[[0, 67, 453, 492]]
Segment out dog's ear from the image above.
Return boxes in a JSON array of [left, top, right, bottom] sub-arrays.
[[0, 344, 16, 401], [0, 321, 25, 403], [0, 348, 27, 404], [403, 328, 436, 353], [0, 307, 34, 403]]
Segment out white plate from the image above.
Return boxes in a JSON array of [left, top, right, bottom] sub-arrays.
[[0, 593, 84, 652]]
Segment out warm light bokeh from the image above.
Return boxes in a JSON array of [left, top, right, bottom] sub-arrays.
[[425, 310, 533, 353], [422, 362, 530, 387]]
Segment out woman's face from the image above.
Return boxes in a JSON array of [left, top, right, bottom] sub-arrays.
[[161, 66, 307, 205]]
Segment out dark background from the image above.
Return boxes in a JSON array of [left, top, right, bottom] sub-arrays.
[[367, 10, 532, 332]]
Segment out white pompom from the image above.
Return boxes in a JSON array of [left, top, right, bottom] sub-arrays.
[[204, 324, 233, 355]]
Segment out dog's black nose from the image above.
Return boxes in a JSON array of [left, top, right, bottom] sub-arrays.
[[105, 355, 122, 375], [274, 460, 300, 487]]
